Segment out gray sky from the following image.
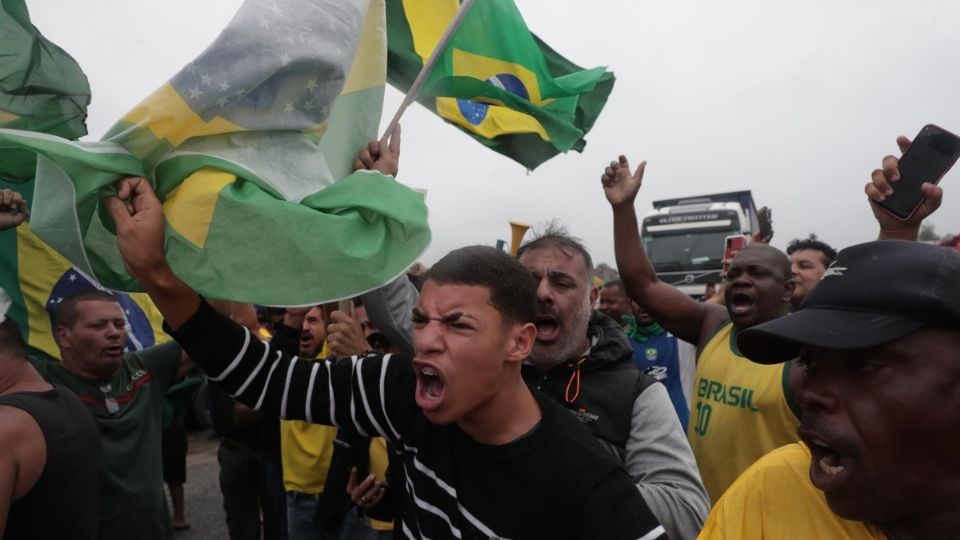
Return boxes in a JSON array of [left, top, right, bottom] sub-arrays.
[[29, 0, 960, 267]]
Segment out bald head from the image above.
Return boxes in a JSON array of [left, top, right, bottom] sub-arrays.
[[732, 244, 792, 282], [725, 244, 794, 329]]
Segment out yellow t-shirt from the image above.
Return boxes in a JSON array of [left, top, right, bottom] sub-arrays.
[[367, 437, 394, 532], [688, 321, 801, 503], [280, 420, 339, 493], [699, 443, 886, 539], [281, 343, 338, 493]]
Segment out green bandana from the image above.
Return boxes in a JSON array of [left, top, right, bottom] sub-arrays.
[[623, 315, 665, 342]]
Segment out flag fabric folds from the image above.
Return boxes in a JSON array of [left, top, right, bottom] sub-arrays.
[[386, 0, 615, 170], [0, 0, 90, 181], [0, 179, 169, 359], [0, 0, 169, 356], [0, 0, 430, 306]]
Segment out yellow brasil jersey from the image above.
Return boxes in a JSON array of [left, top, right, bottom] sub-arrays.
[[281, 343, 338, 493], [688, 321, 801, 503], [699, 443, 886, 539]]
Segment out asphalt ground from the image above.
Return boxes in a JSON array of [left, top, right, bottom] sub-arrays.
[[169, 430, 229, 540]]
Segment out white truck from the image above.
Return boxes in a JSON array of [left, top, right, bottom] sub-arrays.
[[640, 191, 761, 296]]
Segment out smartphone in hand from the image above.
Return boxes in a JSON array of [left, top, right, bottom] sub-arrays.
[[723, 235, 748, 276], [879, 124, 960, 220]]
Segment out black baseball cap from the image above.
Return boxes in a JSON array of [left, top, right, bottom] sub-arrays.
[[738, 240, 960, 364]]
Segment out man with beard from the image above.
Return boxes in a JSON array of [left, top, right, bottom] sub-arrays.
[[518, 228, 709, 540], [601, 155, 802, 504], [701, 240, 960, 540], [599, 280, 688, 428]]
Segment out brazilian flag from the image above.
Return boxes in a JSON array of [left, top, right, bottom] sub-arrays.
[[0, 179, 170, 359], [0, 0, 168, 358], [0, 0, 431, 307], [387, 0, 615, 170]]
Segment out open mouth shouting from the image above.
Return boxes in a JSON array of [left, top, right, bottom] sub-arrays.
[[800, 429, 852, 491], [298, 332, 314, 353], [413, 361, 446, 412], [728, 291, 755, 317], [104, 345, 124, 359], [534, 313, 560, 343]]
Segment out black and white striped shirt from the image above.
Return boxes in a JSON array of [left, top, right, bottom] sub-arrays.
[[170, 300, 667, 540]]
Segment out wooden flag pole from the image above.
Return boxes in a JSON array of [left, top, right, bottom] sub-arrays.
[[380, 0, 477, 143]]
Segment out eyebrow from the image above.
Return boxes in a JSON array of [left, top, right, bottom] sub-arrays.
[[440, 311, 467, 324], [411, 308, 478, 324], [548, 269, 576, 280], [529, 268, 576, 281]]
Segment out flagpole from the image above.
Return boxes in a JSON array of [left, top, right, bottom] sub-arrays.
[[380, 0, 477, 142]]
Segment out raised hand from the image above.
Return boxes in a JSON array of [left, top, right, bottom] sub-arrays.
[[0, 188, 28, 231], [353, 124, 402, 177], [101, 177, 168, 279], [865, 136, 943, 240], [601, 155, 646, 208], [326, 310, 370, 358]]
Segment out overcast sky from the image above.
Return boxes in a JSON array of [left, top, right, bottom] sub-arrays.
[[28, 0, 960, 267]]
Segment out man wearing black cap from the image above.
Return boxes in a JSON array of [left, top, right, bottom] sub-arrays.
[[700, 239, 960, 539]]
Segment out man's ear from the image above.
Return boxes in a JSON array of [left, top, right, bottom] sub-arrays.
[[589, 285, 600, 308], [505, 322, 537, 364], [782, 279, 797, 303], [54, 325, 69, 348]]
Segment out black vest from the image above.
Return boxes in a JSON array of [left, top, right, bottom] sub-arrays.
[[523, 311, 656, 459], [1, 385, 100, 540]]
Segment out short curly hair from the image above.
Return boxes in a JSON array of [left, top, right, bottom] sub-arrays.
[[786, 237, 837, 267]]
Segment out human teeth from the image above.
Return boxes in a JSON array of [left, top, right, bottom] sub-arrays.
[[819, 455, 845, 477], [812, 438, 830, 447], [421, 366, 437, 377]]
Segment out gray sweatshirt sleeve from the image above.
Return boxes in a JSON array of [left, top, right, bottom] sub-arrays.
[[625, 383, 709, 540], [359, 274, 419, 357]]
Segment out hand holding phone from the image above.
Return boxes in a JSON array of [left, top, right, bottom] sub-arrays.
[[871, 125, 958, 222], [722, 235, 748, 277]]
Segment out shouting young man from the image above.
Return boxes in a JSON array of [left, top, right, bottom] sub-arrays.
[[101, 176, 666, 540]]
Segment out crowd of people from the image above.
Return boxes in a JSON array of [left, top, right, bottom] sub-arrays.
[[0, 128, 957, 540]]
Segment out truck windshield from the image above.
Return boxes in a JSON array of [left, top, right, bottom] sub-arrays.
[[642, 230, 739, 271]]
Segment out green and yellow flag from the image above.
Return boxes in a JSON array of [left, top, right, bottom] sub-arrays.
[[0, 0, 430, 307], [387, 0, 615, 170], [0, 180, 170, 359], [0, 0, 168, 358]]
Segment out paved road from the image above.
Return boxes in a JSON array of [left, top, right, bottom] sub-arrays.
[[174, 430, 229, 539]]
